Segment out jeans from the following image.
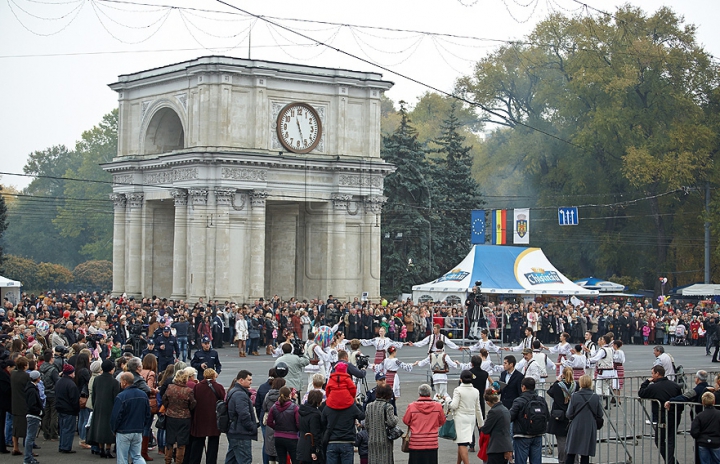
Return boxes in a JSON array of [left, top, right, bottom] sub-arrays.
[[274, 437, 298, 464], [116, 432, 144, 464], [24, 415, 41, 463], [326, 443, 354, 464], [707, 336, 715, 355], [78, 407, 90, 441], [157, 428, 166, 449], [260, 425, 269, 464], [42, 396, 58, 439], [225, 436, 252, 464], [699, 445, 720, 464], [58, 413, 76, 451], [5, 413, 12, 445], [177, 337, 188, 362], [513, 436, 543, 464]]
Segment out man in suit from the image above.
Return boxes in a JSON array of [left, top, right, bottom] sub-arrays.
[[499, 355, 524, 410]]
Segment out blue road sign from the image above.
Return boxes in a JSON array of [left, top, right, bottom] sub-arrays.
[[558, 207, 579, 226]]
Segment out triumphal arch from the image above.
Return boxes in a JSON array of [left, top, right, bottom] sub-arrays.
[[103, 56, 394, 302]]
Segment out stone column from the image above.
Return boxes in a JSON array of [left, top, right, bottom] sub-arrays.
[[187, 188, 208, 301], [248, 190, 267, 300], [170, 189, 188, 300], [331, 194, 351, 299], [214, 188, 235, 299], [364, 195, 386, 300], [125, 192, 144, 297], [110, 193, 127, 296]]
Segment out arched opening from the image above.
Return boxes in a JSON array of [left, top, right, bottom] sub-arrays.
[[144, 107, 184, 155]]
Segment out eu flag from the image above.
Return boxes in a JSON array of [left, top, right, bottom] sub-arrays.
[[470, 210, 485, 244]]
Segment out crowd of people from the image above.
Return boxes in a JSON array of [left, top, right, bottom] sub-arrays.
[[1, 291, 720, 464]]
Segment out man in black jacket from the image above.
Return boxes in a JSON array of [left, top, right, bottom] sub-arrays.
[[499, 355, 524, 410], [509, 377, 547, 464], [24, 371, 43, 464], [321, 401, 365, 464], [0, 357, 14, 454], [55, 364, 80, 453], [665, 370, 709, 417], [691, 392, 720, 464], [39, 351, 59, 441], [639, 365, 683, 464]]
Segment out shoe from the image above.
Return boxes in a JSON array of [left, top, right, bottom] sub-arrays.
[[92, 450, 101, 455], [80, 443, 92, 449], [33, 444, 40, 449], [105, 451, 115, 459], [0, 450, 9, 454], [59, 450, 76, 454], [12, 450, 22, 456]]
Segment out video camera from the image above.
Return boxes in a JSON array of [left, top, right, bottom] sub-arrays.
[[291, 338, 305, 356], [355, 354, 370, 370], [471, 280, 484, 305]]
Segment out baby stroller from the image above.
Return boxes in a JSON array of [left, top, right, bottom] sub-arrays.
[[673, 324, 688, 346]]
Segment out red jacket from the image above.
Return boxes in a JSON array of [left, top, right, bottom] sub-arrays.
[[325, 372, 356, 409], [403, 397, 446, 450]]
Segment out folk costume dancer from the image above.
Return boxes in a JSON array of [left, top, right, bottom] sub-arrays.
[[361, 327, 405, 364], [372, 346, 413, 397], [546, 332, 572, 377]]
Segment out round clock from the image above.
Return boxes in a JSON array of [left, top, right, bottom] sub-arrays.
[[276, 102, 322, 154]]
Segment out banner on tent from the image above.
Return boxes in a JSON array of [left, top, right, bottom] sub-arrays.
[[513, 208, 530, 244]]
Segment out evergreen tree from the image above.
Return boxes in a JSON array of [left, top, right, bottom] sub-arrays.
[[0, 186, 7, 268], [431, 102, 484, 273], [381, 102, 435, 298]]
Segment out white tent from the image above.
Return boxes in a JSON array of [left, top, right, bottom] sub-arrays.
[[0, 275, 22, 305], [412, 245, 598, 304], [680, 284, 720, 296]]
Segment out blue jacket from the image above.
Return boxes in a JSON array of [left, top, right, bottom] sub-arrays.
[[191, 348, 222, 374], [110, 384, 152, 434], [227, 384, 258, 440]]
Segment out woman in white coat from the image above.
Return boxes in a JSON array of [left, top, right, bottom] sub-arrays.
[[450, 370, 485, 464], [234, 312, 248, 357]]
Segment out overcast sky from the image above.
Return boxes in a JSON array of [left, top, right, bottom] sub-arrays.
[[1, 0, 719, 191]]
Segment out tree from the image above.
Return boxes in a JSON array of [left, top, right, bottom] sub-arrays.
[[37, 262, 73, 290], [73, 260, 113, 291], [0, 186, 7, 268], [431, 101, 484, 273], [0, 255, 39, 291], [381, 102, 436, 298]]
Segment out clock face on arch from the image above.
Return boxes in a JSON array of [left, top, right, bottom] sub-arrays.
[[276, 102, 322, 154]]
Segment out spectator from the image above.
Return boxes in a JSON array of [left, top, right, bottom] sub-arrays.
[[0, 357, 13, 455], [10, 356, 30, 456], [547, 367, 578, 464], [161, 369, 197, 464], [403, 383, 446, 464], [39, 350, 59, 441], [75, 352, 92, 449], [111, 372, 152, 464], [321, 389, 365, 464], [665, 370, 709, 417], [86, 359, 121, 458], [55, 363, 80, 453], [225, 370, 258, 464], [24, 370, 43, 464], [450, 370, 485, 464], [365, 385, 398, 464], [273, 344, 310, 399], [261, 378, 285, 464], [267, 386, 300, 464], [564, 375, 603, 464], [639, 365, 682, 464], [297, 390, 323, 464], [325, 362, 356, 409], [509, 377, 546, 464], [690, 392, 720, 464], [481, 388, 513, 464], [188, 369, 225, 464], [652, 346, 676, 381]]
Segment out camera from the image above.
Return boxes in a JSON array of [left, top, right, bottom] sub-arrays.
[[356, 354, 369, 370], [291, 338, 305, 356], [129, 323, 147, 336], [471, 281, 484, 305]]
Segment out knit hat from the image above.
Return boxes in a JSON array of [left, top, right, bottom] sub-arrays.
[[29, 371, 41, 381], [62, 364, 75, 375], [90, 360, 102, 374]]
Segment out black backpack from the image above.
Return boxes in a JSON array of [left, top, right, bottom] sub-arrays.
[[209, 382, 235, 433], [522, 394, 549, 436]]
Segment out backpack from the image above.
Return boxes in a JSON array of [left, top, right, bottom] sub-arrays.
[[430, 352, 449, 373], [40, 362, 59, 392], [211, 382, 235, 433], [521, 395, 549, 436]]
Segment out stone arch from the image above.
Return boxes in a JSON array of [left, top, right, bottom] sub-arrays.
[[142, 105, 185, 155]]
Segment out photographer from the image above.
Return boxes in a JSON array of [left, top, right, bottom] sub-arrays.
[[273, 343, 309, 402], [332, 350, 367, 380]]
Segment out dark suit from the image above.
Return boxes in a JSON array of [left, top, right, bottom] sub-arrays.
[[499, 369, 524, 410], [470, 367, 490, 416], [481, 402, 513, 454]]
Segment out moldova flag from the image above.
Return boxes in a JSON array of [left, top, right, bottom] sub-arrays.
[[491, 209, 507, 245]]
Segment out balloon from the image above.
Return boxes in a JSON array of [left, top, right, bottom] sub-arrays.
[[35, 320, 49, 336], [381, 299, 388, 307], [314, 326, 334, 349], [63, 310, 70, 319]]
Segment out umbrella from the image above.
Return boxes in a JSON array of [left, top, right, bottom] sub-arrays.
[[314, 325, 334, 348]]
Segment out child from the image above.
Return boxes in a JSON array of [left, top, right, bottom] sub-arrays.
[[110, 341, 122, 361], [355, 420, 369, 464]]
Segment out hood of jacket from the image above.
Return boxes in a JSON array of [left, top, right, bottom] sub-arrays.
[[273, 400, 295, 413], [299, 403, 320, 418]]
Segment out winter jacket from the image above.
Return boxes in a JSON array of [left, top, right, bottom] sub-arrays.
[[110, 384, 152, 434], [298, 404, 323, 462], [321, 403, 365, 443], [267, 400, 299, 439], [481, 402, 512, 454], [55, 375, 80, 415], [691, 406, 720, 449], [354, 428, 369, 457], [227, 384, 258, 440], [0, 369, 11, 411], [25, 381, 43, 417], [39, 362, 59, 396], [191, 380, 225, 437], [325, 371, 356, 409], [403, 397, 446, 450], [638, 377, 683, 425], [255, 380, 272, 420], [509, 390, 541, 436]]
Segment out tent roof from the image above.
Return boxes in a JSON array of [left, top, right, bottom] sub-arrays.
[[680, 283, 720, 296], [412, 245, 597, 295], [573, 277, 626, 292], [0, 275, 21, 288]]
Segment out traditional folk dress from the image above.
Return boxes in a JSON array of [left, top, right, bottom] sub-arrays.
[[417, 351, 459, 398], [361, 337, 404, 364], [559, 353, 588, 380], [548, 341, 573, 377], [467, 338, 501, 354], [612, 349, 626, 390], [373, 357, 413, 397]]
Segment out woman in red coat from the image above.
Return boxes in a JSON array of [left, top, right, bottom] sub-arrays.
[[403, 383, 446, 464], [188, 369, 225, 464]]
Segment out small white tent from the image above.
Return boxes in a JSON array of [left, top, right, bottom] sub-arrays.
[[680, 284, 720, 296], [0, 275, 22, 305], [412, 245, 597, 304]]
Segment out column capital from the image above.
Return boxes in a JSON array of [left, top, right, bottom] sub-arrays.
[[127, 192, 144, 209], [110, 193, 127, 209], [188, 188, 209, 206], [170, 188, 189, 206], [364, 195, 387, 214], [250, 190, 268, 209], [331, 193, 353, 211], [215, 187, 236, 207]]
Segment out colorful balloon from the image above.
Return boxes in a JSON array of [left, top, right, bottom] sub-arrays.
[[63, 310, 71, 319], [314, 325, 334, 348], [35, 320, 49, 336]]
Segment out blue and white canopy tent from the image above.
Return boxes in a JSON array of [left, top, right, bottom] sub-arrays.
[[573, 277, 626, 293], [412, 245, 598, 304]]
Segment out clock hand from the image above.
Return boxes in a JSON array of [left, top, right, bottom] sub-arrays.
[[296, 119, 304, 140]]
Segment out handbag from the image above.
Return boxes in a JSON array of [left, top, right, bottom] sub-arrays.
[[438, 413, 456, 440], [401, 430, 411, 453], [80, 384, 89, 409], [385, 407, 403, 441], [155, 414, 166, 430]]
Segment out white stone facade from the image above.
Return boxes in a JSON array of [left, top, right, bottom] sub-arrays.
[[103, 56, 394, 302]]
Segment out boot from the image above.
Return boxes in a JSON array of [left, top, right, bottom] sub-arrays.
[[142, 436, 154, 461], [266, 345, 273, 355], [175, 445, 185, 464], [165, 447, 173, 464]]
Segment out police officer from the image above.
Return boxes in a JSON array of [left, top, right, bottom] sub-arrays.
[[156, 326, 179, 372], [191, 335, 222, 374], [141, 339, 159, 360]]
